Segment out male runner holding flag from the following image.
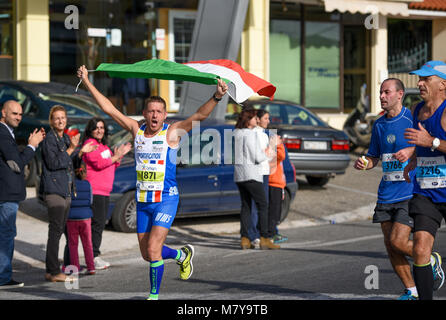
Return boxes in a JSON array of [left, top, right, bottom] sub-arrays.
[[77, 65, 228, 300]]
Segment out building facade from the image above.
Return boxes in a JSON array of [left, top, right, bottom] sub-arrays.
[[1, 0, 446, 128]]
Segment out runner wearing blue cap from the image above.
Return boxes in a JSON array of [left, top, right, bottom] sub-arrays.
[[404, 60, 446, 300]]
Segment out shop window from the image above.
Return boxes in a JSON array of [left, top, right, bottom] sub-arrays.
[[388, 19, 432, 73], [49, 0, 154, 115], [305, 21, 340, 109], [168, 10, 196, 112], [0, 0, 13, 80], [343, 25, 368, 113], [270, 19, 301, 104]]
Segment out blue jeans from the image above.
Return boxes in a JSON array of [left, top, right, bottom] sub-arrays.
[[248, 175, 269, 241], [0, 201, 19, 285]]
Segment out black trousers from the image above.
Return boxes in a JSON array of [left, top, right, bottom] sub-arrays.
[[91, 195, 109, 257], [268, 186, 283, 238], [45, 194, 71, 275], [236, 180, 268, 239]]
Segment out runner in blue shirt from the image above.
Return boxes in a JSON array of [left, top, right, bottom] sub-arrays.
[[354, 78, 418, 300]]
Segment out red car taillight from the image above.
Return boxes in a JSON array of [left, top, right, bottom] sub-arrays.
[[332, 139, 349, 151], [283, 138, 301, 150]]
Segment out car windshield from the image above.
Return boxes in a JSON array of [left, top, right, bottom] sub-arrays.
[[254, 102, 328, 127]]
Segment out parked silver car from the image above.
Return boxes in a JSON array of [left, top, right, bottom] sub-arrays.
[[240, 99, 350, 186]]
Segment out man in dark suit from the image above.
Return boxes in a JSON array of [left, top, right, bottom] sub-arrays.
[[0, 100, 45, 289]]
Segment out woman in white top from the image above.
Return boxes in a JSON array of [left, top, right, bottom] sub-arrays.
[[234, 109, 279, 250], [248, 109, 271, 243]]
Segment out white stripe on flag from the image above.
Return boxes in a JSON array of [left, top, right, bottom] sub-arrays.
[[185, 63, 256, 103]]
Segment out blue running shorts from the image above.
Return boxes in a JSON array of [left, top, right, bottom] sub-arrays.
[[136, 197, 179, 233]]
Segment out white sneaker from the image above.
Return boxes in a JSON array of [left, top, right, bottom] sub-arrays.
[[252, 238, 260, 248], [94, 257, 110, 270]]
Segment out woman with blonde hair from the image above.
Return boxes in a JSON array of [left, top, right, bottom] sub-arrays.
[[40, 105, 96, 282]]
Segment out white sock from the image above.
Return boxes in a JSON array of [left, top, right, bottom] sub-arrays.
[[177, 249, 186, 263], [407, 286, 418, 297]]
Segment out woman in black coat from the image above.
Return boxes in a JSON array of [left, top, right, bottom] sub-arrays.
[[40, 105, 95, 282]]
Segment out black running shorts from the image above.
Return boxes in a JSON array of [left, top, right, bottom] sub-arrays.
[[409, 193, 446, 237], [373, 199, 413, 228]]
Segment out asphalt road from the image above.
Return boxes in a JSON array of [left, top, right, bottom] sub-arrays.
[[3, 220, 446, 301], [3, 153, 446, 305]]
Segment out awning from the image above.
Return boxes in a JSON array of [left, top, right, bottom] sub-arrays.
[[323, 0, 410, 16]]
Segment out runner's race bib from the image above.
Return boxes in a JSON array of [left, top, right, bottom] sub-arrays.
[[416, 156, 446, 189], [136, 162, 165, 191], [382, 153, 407, 181]]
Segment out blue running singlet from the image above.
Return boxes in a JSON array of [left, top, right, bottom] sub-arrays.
[[413, 100, 446, 203]]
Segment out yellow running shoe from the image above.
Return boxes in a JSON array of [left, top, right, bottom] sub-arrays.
[[178, 244, 194, 280]]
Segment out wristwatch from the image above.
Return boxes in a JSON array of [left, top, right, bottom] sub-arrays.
[[212, 94, 222, 102], [431, 137, 441, 152]]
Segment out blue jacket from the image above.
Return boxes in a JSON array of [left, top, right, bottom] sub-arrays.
[[40, 129, 78, 198], [0, 123, 35, 202], [69, 179, 93, 220]]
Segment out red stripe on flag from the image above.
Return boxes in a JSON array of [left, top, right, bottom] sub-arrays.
[[186, 59, 276, 100]]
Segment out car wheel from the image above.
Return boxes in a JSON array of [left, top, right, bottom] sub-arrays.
[[306, 175, 330, 187], [111, 191, 137, 233], [280, 189, 291, 223]]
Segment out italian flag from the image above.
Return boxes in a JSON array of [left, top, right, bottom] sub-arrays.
[[184, 59, 276, 103]]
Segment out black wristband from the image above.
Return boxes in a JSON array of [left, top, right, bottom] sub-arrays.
[[212, 94, 222, 102]]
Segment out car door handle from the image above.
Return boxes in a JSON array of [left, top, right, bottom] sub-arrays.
[[208, 175, 218, 180]]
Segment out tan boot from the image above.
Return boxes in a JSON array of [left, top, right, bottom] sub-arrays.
[[260, 237, 280, 250], [241, 237, 254, 250], [45, 272, 76, 282]]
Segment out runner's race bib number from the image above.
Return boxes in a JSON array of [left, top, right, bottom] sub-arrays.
[[137, 170, 165, 191], [416, 156, 446, 189], [382, 153, 406, 181]]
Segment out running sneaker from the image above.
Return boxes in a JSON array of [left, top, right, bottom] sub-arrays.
[[273, 234, 288, 244], [397, 289, 418, 300], [178, 244, 194, 280], [94, 257, 110, 270], [431, 252, 445, 291]]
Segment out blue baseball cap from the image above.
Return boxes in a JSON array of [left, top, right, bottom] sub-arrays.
[[409, 60, 446, 80]]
